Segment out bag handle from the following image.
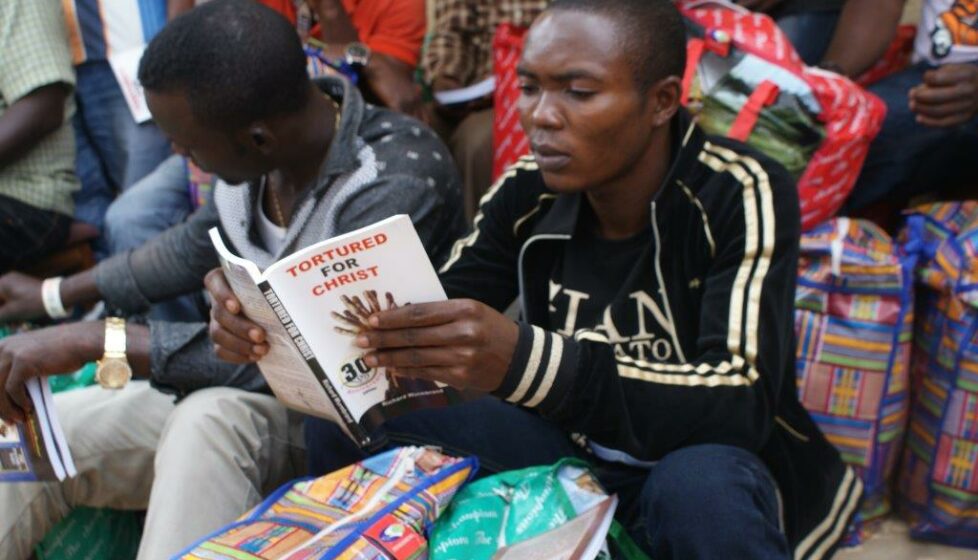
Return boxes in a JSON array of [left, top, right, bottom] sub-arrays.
[[830, 217, 849, 277], [681, 29, 732, 105], [680, 0, 751, 15], [727, 80, 780, 141]]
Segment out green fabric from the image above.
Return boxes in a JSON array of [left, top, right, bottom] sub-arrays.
[[430, 458, 635, 559], [49, 362, 97, 394], [35, 507, 142, 560], [608, 520, 651, 560]]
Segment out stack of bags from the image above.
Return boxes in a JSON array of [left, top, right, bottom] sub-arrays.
[[794, 202, 978, 549]]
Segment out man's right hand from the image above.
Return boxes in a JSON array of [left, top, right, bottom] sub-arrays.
[[0, 272, 46, 322], [204, 268, 269, 364]]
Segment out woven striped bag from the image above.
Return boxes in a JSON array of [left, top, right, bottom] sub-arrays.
[[175, 447, 476, 560], [795, 217, 916, 545], [897, 202, 978, 549]]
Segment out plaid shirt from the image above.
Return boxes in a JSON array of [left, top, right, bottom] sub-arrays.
[[0, 0, 78, 215], [421, 0, 548, 88]]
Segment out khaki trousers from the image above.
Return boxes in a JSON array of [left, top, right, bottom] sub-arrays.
[[0, 382, 305, 560]]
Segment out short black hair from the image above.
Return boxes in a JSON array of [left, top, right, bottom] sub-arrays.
[[547, 0, 687, 91], [138, 0, 310, 129]]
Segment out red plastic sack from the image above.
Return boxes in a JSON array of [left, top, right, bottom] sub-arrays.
[[678, 0, 886, 231], [490, 5, 887, 231], [492, 23, 530, 182]]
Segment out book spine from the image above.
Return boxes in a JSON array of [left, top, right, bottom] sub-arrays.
[[258, 281, 371, 446]]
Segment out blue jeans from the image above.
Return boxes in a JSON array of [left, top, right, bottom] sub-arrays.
[[72, 60, 171, 256], [845, 63, 978, 211], [775, 11, 841, 66], [104, 155, 208, 322], [304, 398, 789, 559]]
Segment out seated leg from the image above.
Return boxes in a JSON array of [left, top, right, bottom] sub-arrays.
[[138, 388, 304, 560], [0, 382, 175, 560], [304, 397, 586, 477], [637, 444, 789, 560], [104, 155, 207, 322]]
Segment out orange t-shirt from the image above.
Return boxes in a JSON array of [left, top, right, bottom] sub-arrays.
[[261, 0, 426, 67]]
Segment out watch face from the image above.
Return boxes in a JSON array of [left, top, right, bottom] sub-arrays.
[[346, 42, 370, 66], [97, 359, 132, 389]]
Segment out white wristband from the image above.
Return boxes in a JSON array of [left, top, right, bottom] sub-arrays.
[[41, 277, 70, 319]]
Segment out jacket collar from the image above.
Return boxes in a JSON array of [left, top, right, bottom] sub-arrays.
[[313, 75, 366, 181], [528, 108, 705, 239]]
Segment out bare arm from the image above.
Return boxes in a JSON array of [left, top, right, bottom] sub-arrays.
[[0, 84, 69, 171], [820, 0, 906, 78], [309, 0, 360, 44], [0, 321, 150, 423], [167, 0, 195, 20]]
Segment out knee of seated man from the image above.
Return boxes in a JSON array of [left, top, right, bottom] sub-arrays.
[[158, 388, 273, 452], [641, 444, 777, 531]]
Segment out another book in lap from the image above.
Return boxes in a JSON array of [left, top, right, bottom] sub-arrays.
[[210, 214, 459, 447], [0, 378, 76, 482]]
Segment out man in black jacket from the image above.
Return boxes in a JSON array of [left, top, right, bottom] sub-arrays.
[[210, 0, 859, 557]]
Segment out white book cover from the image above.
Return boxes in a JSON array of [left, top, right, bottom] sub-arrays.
[[107, 46, 153, 124], [0, 378, 75, 482], [210, 214, 459, 446], [433, 76, 496, 106]]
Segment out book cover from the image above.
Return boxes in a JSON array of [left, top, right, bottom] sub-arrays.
[[0, 378, 75, 482], [211, 215, 460, 446]]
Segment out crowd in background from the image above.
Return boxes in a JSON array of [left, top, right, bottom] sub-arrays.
[[0, 0, 977, 559], [1, 0, 974, 275]]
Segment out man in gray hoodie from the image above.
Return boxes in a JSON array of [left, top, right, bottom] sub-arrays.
[[0, 2, 464, 558]]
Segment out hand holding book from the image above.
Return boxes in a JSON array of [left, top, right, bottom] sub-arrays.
[[354, 299, 519, 394], [204, 267, 270, 364], [206, 215, 463, 445]]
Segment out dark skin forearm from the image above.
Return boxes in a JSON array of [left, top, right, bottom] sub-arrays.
[[125, 322, 152, 378], [167, 0, 195, 19], [43, 321, 151, 379], [60, 268, 103, 309], [310, 0, 360, 44], [0, 320, 150, 422], [0, 83, 69, 171], [820, 0, 906, 78]]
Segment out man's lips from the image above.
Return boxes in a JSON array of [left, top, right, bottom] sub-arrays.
[[531, 144, 571, 171]]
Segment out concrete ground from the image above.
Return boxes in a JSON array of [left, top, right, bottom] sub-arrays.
[[835, 519, 976, 560]]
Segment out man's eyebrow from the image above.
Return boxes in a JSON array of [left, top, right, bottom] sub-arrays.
[[515, 66, 601, 82]]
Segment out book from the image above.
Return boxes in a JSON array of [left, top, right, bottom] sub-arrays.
[[210, 214, 459, 446], [0, 378, 77, 482], [491, 495, 617, 560], [433, 76, 496, 106], [107, 46, 152, 124]]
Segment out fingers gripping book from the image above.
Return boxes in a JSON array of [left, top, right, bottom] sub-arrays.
[[0, 378, 76, 482], [210, 215, 458, 446]]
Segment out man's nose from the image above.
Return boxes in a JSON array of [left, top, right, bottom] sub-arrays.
[[530, 92, 562, 129]]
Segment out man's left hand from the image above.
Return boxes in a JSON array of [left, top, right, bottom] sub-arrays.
[[355, 299, 519, 393], [910, 64, 978, 127], [0, 323, 101, 423]]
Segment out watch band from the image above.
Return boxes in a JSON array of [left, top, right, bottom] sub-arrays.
[[104, 317, 127, 357], [41, 277, 70, 319]]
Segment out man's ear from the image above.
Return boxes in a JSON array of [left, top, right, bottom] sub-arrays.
[[239, 123, 279, 156], [646, 76, 683, 128]]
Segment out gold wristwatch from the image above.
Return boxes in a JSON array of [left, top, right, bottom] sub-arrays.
[[95, 317, 132, 389]]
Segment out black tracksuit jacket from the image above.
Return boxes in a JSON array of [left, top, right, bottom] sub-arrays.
[[439, 111, 860, 560]]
